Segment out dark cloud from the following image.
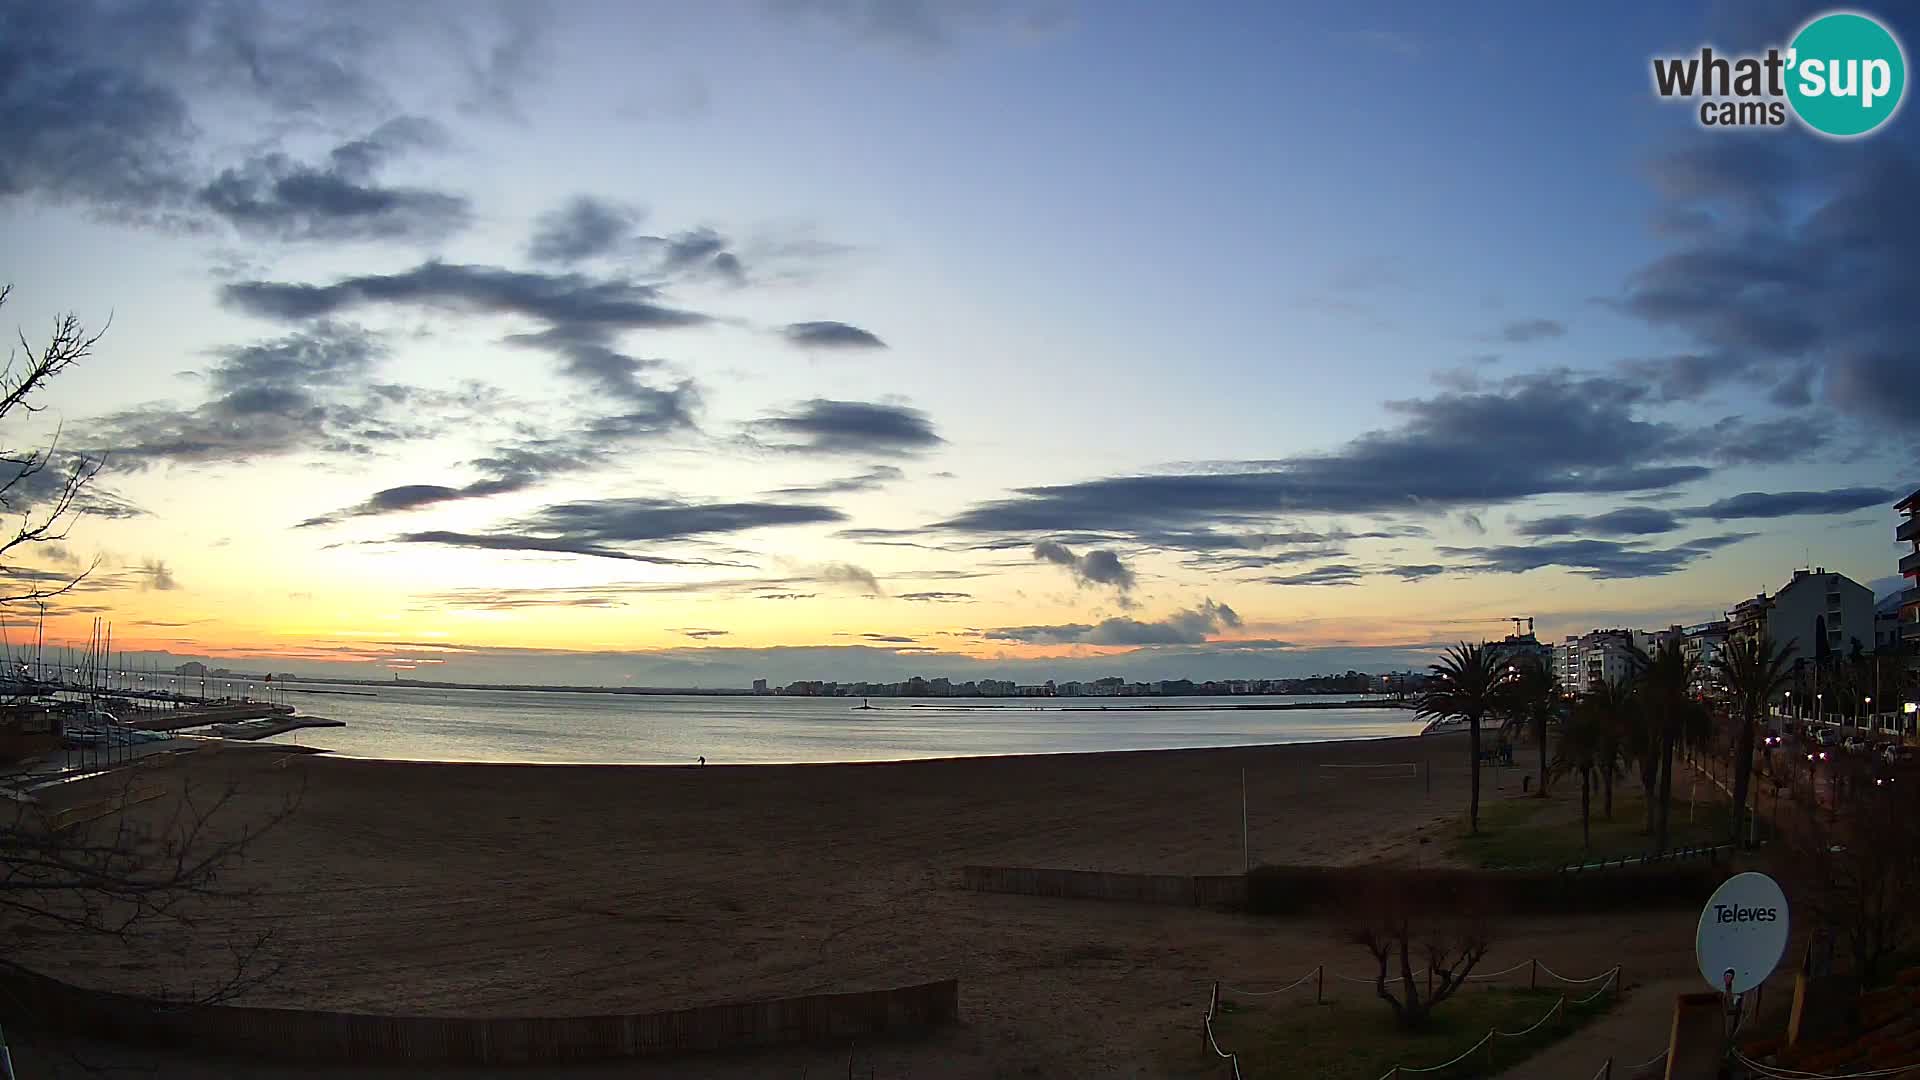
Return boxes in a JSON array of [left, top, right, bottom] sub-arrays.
[[983, 598, 1241, 646], [0, 3, 537, 229], [1436, 534, 1755, 579], [298, 477, 530, 528], [222, 261, 709, 331], [1499, 318, 1565, 343], [223, 261, 711, 417], [1258, 564, 1365, 587], [649, 227, 747, 285], [768, 466, 905, 497], [511, 498, 845, 545], [1388, 564, 1447, 580], [813, 562, 884, 595], [1618, 125, 1920, 427], [783, 321, 887, 349], [81, 323, 490, 468], [862, 633, 916, 644], [677, 628, 729, 640], [940, 371, 1712, 546], [755, 399, 940, 455], [0, 451, 144, 520], [898, 591, 971, 602], [390, 496, 845, 565], [1031, 541, 1135, 591], [1516, 507, 1684, 537], [528, 196, 642, 263], [1688, 487, 1897, 521], [391, 531, 746, 566], [140, 558, 178, 591], [197, 117, 467, 242], [1686, 415, 1827, 465], [525, 197, 749, 283]]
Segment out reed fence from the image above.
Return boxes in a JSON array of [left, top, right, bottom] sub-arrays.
[[0, 964, 957, 1066]]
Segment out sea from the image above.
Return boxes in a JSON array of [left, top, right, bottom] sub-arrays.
[[238, 683, 1425, 764]]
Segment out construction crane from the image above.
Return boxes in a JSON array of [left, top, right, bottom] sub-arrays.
[[1507, 616, 1535, 638]]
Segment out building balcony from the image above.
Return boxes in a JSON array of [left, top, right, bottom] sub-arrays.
[[1899, 515, 1920, 544], [1903, 549, 1920, 576]]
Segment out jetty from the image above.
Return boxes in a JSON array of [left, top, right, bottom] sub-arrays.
[[209, 715, 344, 740], [127, 700, 297, 733]]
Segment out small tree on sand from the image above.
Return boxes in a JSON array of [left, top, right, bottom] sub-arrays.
[[1343, 870, 1496, 1030]]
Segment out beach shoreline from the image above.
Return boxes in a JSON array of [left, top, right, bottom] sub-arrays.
[[20, 731, 1703, 1077]]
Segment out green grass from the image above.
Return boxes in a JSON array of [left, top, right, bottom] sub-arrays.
[[1450, 785, 1732, 870], [1203, 984, 1618, 1080]]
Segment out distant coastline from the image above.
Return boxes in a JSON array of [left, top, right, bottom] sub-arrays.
[[270, 676, 1406, 703]]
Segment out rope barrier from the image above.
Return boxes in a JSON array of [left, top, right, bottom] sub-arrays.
[[1219, 967, 1320, 997], [1201, 981, 1245, 1080], [1571, 972, 1619, 1006], [1537, 962, 1620, 985], [1371, 965, 1621, 1080], [1733, 1048, 1920, 1079], [1590, 1057, 1613, 1080], [1226, 958, 1619, 991], [1493, 996, 1564, 1038], [1464, 959, 1534, 981]]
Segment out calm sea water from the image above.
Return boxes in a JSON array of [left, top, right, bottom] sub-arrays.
[[241, 684, 1423, 764]]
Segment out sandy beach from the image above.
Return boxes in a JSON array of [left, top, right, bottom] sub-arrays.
[[15, 734, 1711, 1077]]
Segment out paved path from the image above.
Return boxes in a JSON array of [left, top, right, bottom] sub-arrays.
[[1492, 977, 1685, 1080]]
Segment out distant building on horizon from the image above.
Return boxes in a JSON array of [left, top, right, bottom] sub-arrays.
[[751, 678, 768, 694]]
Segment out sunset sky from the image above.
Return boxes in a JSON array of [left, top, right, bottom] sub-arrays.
[[3, 0, 1916, 686]]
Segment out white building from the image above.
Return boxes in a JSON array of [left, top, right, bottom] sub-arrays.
[[1680, 621, 1730, 696], [1556, 628, 1653, 693], [1730, 567, 1875, 663]]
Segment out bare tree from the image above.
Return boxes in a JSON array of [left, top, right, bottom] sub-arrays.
[[0, 287, 299, 1054], [0, 286, 108, 612], [1782, 772, 1920, 988], [1343, 871, 1496, 1030]]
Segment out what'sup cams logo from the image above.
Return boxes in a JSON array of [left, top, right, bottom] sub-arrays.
[[1652, 10, 1907, 137]]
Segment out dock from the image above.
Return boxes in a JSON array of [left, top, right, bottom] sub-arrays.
[[127, 701, 297, 733], [208, 716, 344, 740]]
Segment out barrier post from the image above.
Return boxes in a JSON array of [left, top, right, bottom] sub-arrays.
[[1530, 958, 1538, 991], [1316, 964, 1324, 1005]]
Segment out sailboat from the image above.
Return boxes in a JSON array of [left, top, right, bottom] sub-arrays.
[[851, 698, 875, 711]]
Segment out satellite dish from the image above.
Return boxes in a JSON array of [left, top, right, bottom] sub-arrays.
[[1696, 872, 1789, 994]]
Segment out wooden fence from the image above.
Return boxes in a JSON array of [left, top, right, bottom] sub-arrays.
[[0, 964, 958, 1065], [960, 865, 1248, 908]]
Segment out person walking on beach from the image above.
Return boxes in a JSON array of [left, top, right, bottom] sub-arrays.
[[697, 755, 705, 766]]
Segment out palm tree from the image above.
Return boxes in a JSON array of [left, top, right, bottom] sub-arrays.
[[1553, 700, 1605, 851], [1582, 677, 1635, 820], [1713, 634, 1796, 847], [1630, 638, 1705, 853], [1496, 656, 1561, 797], [1417, 642, 1506, 836]]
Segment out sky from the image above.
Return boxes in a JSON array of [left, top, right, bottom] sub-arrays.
[[2, 0, 1917, 687]]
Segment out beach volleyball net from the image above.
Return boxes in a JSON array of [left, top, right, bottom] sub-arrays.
[[1316, 762, 1420, 782]]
